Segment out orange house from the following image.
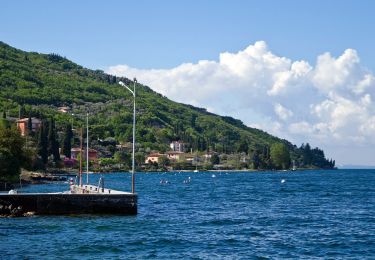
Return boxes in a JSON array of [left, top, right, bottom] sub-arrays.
[[145, 153, 165, 164], [16, 117, 42, 136], [71, 148, 98, 161]]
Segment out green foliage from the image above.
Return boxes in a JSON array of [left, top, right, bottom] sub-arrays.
[[37, 122, 48, 165], [299, 143, 334, 169], [27, 113, 32, 133], [114, 150, 131, 167], [158, 156, 170, 167], [210, 154, 220, 164], [0, 125, 30, 181], [237, 139, 249, 154], [270, 143, 291, 169], [62, 123, 73, 158], [99, 157, 116, 166], [0, 41, 335, 170], [47, 118, 60, 162]]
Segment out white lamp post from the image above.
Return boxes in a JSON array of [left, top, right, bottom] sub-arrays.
[[119, 78, 137, 194], [86, 112, 89, 184]]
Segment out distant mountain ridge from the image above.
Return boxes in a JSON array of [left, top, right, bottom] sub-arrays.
[[0, 41, 334, 169], [339, 165, 375, 169]]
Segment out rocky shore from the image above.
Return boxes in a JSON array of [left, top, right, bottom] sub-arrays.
[[0, 169, 73, 192]]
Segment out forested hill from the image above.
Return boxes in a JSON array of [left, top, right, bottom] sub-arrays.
[[0, 41, 334, 169]]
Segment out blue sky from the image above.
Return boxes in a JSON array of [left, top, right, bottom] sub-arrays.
[[1, 1, 375, 165], [1, 0, 374, 71]]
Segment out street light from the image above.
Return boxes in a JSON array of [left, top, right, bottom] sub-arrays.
[[119, 78, 137, 194]]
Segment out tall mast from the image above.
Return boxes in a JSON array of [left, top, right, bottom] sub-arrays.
[[118, 79, 137, 194], [79, 128, 83, 186], [131, 78, 136, 194], [86, 113, 89, 184]]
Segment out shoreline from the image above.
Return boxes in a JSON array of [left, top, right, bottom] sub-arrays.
[[1, 167, 338, 191]]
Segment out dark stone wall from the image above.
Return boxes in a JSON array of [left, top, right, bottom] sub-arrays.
[[0, 193, 137, 216]]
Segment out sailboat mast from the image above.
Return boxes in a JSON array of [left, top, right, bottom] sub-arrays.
[[86, 113, 89, 184], [79, 128, 83, 186], [132, 79, 136, 194]]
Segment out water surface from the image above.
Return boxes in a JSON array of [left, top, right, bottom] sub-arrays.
[[1, 170, 374, 259]]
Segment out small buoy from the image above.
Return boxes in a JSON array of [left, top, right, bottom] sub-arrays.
[[281, 179, 286, 183], [212, 174, 216, 178]]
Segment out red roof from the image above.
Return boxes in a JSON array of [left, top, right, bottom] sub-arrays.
[[147, 153, 164, 157]]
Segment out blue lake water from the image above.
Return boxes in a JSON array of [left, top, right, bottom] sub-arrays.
[[1, 169, 374, 259]]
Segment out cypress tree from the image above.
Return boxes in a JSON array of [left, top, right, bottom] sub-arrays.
[[48, 119, 60, 162], [48, 119, 54, 156], [19, 105, 25, 119], [62, 123, 73, 158], [27, 113, 32, 134], [37, 122, 48, 164], [2, 111, 6, 119]]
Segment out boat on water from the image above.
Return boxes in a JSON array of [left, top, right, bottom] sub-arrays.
[[0, 79, 138, 216], [292, 160, 297, 171]]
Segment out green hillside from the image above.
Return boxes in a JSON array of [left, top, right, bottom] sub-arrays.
[[0, 41, 334, 169]]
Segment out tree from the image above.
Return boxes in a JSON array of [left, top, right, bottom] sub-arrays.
[[27, 113, 32, 134], [47, 118, 60, 162], [19, 105, 25, 119], [114, 150, 131, 168], [210, 154, 220, 164], [237, 139, 249, 155], [301, 143, 312, 165], [0, 125, 29, 182], [270, 143, 291, 170], [259, 145, 271, 169], [37, 122, 48, 164], [251, 150, 260, 169], [2, 111, 6, 119], [135, 152, 145, 168], [62, 123, 73, 158], [158, 156, 170, 167]]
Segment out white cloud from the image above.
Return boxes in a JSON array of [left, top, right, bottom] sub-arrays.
[[107, 41, 375, 165], [274, 103, 293, 121]]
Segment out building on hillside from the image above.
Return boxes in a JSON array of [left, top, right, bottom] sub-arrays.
[[70, 148, 98, 161], [170, 141, 185, 152], [166, 151, 184, 161], [145, 153, 165, 164], [203, 151, 218, 160], [185, 154, 195, 164], [58, 106, 71, 113], [116, 142, 133, 152], [16, 117, 41, 136]]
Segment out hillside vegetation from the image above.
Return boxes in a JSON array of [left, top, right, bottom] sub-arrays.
[[0, 41, 334, 170]]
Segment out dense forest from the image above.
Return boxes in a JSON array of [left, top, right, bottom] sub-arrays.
[[0, 41, 335, 176]]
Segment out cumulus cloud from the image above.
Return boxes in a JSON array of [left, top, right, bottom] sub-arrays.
[[274, 103, 293, 121], [107, 41, 375, 164]]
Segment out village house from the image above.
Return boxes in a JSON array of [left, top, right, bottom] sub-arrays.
[[166, 151, 184, 161], [57, 106, 71, 113], [144, 153, 165, 164], [16, 117, 41, 136], [170, 141, 185, 152], [203, 151, 218, 161], [70, 148, 98, 161]]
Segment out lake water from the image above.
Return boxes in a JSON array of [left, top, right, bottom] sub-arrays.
[[1, 170, 374, 259]]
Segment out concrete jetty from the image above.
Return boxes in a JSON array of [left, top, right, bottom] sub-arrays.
[[0, 190, 137, 216]]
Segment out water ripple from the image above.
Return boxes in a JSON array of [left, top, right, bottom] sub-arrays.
[[0, 169, 374, 259]]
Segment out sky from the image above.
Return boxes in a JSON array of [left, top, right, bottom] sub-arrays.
[[1, 0, 375, 166]]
